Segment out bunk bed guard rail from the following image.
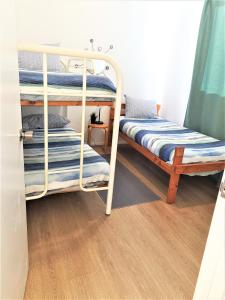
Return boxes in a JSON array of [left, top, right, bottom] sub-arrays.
[[18, 44, 122, 215]]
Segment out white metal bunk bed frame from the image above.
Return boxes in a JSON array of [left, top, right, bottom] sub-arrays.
[[18, 44, 122, 215]]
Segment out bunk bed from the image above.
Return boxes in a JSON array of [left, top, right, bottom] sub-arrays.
[[110, 104, 225, 204], [18, 44, 122, 215]]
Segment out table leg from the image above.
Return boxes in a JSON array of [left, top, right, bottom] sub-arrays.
[[104, 128, 109, 153], [87, 127, 92, 145]]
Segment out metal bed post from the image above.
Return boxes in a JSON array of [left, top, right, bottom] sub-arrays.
[[78, 59, 110, 193], [79, 58, 87, 191], [18, 44, 122, 215], [78, 57, 122, 215], [105, 66, 122, 215], [26, 52, 49, 201]]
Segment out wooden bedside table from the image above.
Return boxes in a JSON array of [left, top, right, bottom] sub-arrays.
[[87, 123, 109, 153]]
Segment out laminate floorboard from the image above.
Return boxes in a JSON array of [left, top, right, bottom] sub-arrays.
[[24, 145, 217, 299]]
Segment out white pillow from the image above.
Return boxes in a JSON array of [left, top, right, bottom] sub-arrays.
[[62, 57, 95, 74], [18, 43, 62, 72], [125, 95, 157, 118]]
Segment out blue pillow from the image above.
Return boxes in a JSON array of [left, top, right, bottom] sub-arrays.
[[22, 114, 70, 130], [125, 95, 157, 118]]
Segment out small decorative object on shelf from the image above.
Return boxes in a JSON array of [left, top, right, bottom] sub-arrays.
[[90, 112, 97, 124], [95, 107, 103, 125]]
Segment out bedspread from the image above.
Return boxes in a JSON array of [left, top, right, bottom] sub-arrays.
[[24, 127, 109, 196], [120, 117, 225, 175]]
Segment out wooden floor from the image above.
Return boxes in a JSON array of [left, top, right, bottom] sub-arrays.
[[24, 146, 217, 300]]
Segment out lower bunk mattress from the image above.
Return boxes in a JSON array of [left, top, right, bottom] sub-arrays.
[[24, 127, 109, 197], [120, 117, 225, 175]]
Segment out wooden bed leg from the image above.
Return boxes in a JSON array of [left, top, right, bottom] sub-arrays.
[[108, 117, 113, 146], [108, 106, 113, 146], [166, 147, 184, 204], [167, 173, 181, 204]]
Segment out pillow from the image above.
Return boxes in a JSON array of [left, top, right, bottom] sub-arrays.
[[18, 43, 61, 72], [65, 58, 95, 74], [22, 114, 70, 130], [125, 95, 157, 118]]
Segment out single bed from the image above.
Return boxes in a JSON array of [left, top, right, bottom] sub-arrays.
[[24, 127, 109, 197], [111, 104, 225, 204], [120, 117, 225, 168], [19, 69, 116, 107]]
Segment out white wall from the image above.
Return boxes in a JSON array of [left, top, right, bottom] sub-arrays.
[[16, 0, 203, 143]]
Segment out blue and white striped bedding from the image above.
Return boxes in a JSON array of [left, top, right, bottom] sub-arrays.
[[19, 70, 116, 102], [120, 117, 225, 175], [24, 127, 109, 196], [19, 70, 116, 92]]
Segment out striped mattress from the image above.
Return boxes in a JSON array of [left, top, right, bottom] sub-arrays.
[[19, 70, 116, 102], [24, 127, 109, 196], [120, 117, 225, 175]]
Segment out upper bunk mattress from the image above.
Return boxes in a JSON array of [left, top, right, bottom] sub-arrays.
[[120, 117, 225, 174], [19, 70, 116, 102], [24, 127, 109, 196]]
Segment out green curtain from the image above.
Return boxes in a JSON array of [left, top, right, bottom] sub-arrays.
[[184, 0, 225, 140]]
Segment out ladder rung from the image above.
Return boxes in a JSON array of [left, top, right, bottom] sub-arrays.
[[47, 133, 82, 137]]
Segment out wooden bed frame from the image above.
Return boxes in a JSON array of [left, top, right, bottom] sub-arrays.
[[110, 104, 225, 204], [20, 100, 113, 107]]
